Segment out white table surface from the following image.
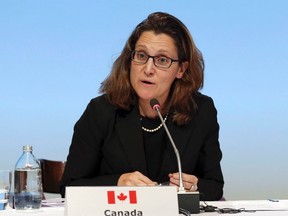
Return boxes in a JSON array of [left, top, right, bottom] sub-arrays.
[[0, 200, 287, 216]]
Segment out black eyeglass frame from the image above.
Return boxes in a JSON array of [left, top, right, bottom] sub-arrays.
[[130, 50, 181, 69]]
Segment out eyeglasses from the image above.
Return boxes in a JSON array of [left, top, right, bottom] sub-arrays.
[[131, 50, 180, 69]]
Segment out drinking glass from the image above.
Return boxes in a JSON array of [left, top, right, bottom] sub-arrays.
[[0, 170, 12, 210]]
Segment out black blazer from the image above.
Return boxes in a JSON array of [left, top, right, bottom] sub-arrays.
[[60, 93, 224, 201]]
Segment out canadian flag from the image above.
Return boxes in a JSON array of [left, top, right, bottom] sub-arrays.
[[107, 190, 137, 204]]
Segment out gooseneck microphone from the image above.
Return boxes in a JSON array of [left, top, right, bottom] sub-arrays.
[[149, 98, 185, 192], [150, 98, 200, 214]]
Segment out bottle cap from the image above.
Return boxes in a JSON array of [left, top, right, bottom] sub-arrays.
[[23, 145, 33, 151]]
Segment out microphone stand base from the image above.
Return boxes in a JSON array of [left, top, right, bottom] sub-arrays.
[[178, 191, 200, 214]]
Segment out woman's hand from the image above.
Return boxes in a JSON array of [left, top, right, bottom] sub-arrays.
[[169, 172, 198, 191], [118, 171, 157, 186]]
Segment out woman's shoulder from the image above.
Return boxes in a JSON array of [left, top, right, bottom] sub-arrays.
[[84, 94, 117, 115], [195, 92, 214, 104], [194, 92, 217, 113], [89, 94, 115, 107]]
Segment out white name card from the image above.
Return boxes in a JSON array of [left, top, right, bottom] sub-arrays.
[[65, 186, 179, 216]]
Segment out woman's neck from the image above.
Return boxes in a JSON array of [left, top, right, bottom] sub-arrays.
[[138, 101, 157, 118], [138, 99, 167, 119]]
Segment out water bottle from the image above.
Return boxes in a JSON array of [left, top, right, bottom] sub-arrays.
[[14, 145, 42, 210]]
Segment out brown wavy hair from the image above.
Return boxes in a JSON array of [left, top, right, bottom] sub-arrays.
[[100, 12, 204, 125]]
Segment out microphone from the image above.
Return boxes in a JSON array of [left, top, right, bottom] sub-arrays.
[[150, 98, 200, 214], [150, 98, 185, 192]]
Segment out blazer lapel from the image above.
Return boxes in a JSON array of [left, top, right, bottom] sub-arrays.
[[115, 107, 148, 175]]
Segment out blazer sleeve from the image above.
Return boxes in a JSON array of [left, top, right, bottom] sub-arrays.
[[194, 96, 224, 201], [60, 96, 121, 197]]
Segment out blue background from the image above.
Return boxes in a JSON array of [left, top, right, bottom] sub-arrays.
[[1, 0, 287, 200]]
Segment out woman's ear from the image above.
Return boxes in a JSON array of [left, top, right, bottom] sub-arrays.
[[176, 61, 188, 79]]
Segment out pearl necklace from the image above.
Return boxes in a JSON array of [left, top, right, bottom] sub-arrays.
[[141, 114, 168, 133]]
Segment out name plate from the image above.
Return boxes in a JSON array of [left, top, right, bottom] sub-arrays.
[[65, 186, 179, 216]]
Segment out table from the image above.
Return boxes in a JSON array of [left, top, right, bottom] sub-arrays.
[[204, 200, 288, 216], [0, 200, 287, 216]]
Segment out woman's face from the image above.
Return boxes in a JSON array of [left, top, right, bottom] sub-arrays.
[[130, 31, 188, 106]]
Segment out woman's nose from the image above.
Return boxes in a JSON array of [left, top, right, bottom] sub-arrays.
[[144, 58, 156, 75]]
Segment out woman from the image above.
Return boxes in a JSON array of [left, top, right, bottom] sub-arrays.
[[60, 12, 224, 201]]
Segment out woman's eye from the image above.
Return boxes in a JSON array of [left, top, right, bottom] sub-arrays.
[[138, 53, 147, 59], [157, 57, 168, 63]]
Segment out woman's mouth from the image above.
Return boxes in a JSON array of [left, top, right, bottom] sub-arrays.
[[142, 80, 153, 84]]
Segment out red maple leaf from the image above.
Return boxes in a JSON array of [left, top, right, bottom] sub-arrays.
[[117, 193, 127, 201]]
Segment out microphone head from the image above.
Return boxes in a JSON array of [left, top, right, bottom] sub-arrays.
[[150, 98, 160, 111]]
